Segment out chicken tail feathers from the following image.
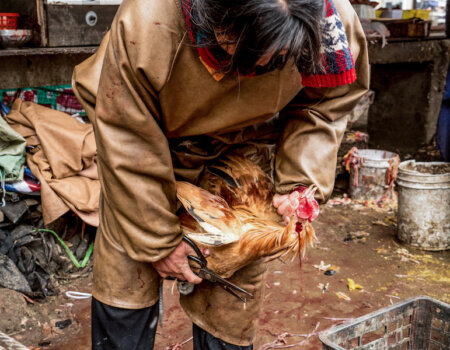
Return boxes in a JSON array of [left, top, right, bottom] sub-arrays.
[[238, 215, 299, 259]]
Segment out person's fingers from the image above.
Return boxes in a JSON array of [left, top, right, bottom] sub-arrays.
[[272, 194, 281, 207], [288, 191, 300, 209], [152, 240, 207, 284], [155, 259, 180, 279], [285, 207, 297, 224], [152, 261, 167, 275], [289, 191, 300, 201], [277, 199, 290, 216], [183, 241, 199, 257], [157, 265, 195, 283], [158, 260, 175, 273], [181, 265, 202, 284], [273, 194, 288, 208], [279, 201, 298, 218]]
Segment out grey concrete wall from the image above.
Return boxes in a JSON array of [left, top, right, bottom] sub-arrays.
[[368, 39, 450, 156]]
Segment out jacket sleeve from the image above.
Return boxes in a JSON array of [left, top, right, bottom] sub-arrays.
[[91, 1, 184, 262], [274, 0, 369, 202]]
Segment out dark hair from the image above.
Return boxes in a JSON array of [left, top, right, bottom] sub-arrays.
[[191, 0, 325, 75]]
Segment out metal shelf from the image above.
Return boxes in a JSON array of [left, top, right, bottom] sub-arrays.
[[0, 46, 98, 89]]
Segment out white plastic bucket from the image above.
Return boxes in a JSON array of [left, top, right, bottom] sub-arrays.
[[349, 149, 399, 200], [397, 160, 450, 251]]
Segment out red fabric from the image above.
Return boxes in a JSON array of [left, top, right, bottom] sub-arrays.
[[300, 68, 357, 88], [325, 0, 334, 16]]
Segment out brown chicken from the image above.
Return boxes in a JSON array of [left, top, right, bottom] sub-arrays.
[[176, 154, 316, 278]]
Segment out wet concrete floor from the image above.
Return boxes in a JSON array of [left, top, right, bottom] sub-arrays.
[[6, 200, 449, 349]]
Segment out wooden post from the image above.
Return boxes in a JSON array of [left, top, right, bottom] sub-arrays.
[[36, 0, 48, 47]]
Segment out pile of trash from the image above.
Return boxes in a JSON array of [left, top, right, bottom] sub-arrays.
[[0, 215, 94, 297]]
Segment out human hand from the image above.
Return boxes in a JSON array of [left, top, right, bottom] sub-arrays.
[[152, 240, 209, 284], [273, 191, 301, 224], [273, 186, 319, 225]]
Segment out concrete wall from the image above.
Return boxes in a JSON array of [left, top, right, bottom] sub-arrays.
[[368, 39, 450, 156]]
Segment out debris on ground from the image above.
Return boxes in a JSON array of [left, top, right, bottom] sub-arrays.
[[259, 323, 320, 350], [317, 283, 329, 293], [327, 194, 397, 213], [413, 138, 443, 162], [376, 247, 421, 265], [54, 319, 72, 329], [313, 261, 331, 271], [344, 231, 370, 242], [347, 278, 364, 291], [323, 264, 340, 276], [395, 248, 420, 265], [165, 337, 193, 350], [372, 215, 397, 228], [335, 292, 351, 301], [327, 194, 352, 206], [386, 294, 401, 305], [2, 201, 29, 224], [0, 212, 95, 298], [328, 265, 340, 272]]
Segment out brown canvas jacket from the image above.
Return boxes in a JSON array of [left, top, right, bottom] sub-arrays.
[[72, 0, 369, 344]]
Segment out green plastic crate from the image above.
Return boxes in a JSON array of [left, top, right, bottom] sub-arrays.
[[0, 85, 86, 116]]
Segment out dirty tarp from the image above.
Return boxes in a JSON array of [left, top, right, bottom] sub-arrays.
[[0, 115, 26, 182], [5, 99, 99, 226]]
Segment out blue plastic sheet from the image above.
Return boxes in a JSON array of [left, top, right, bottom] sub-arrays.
[[437, 67, 450, 162]]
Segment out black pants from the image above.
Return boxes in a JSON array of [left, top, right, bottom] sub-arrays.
[[92, 297, 253, 350]]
